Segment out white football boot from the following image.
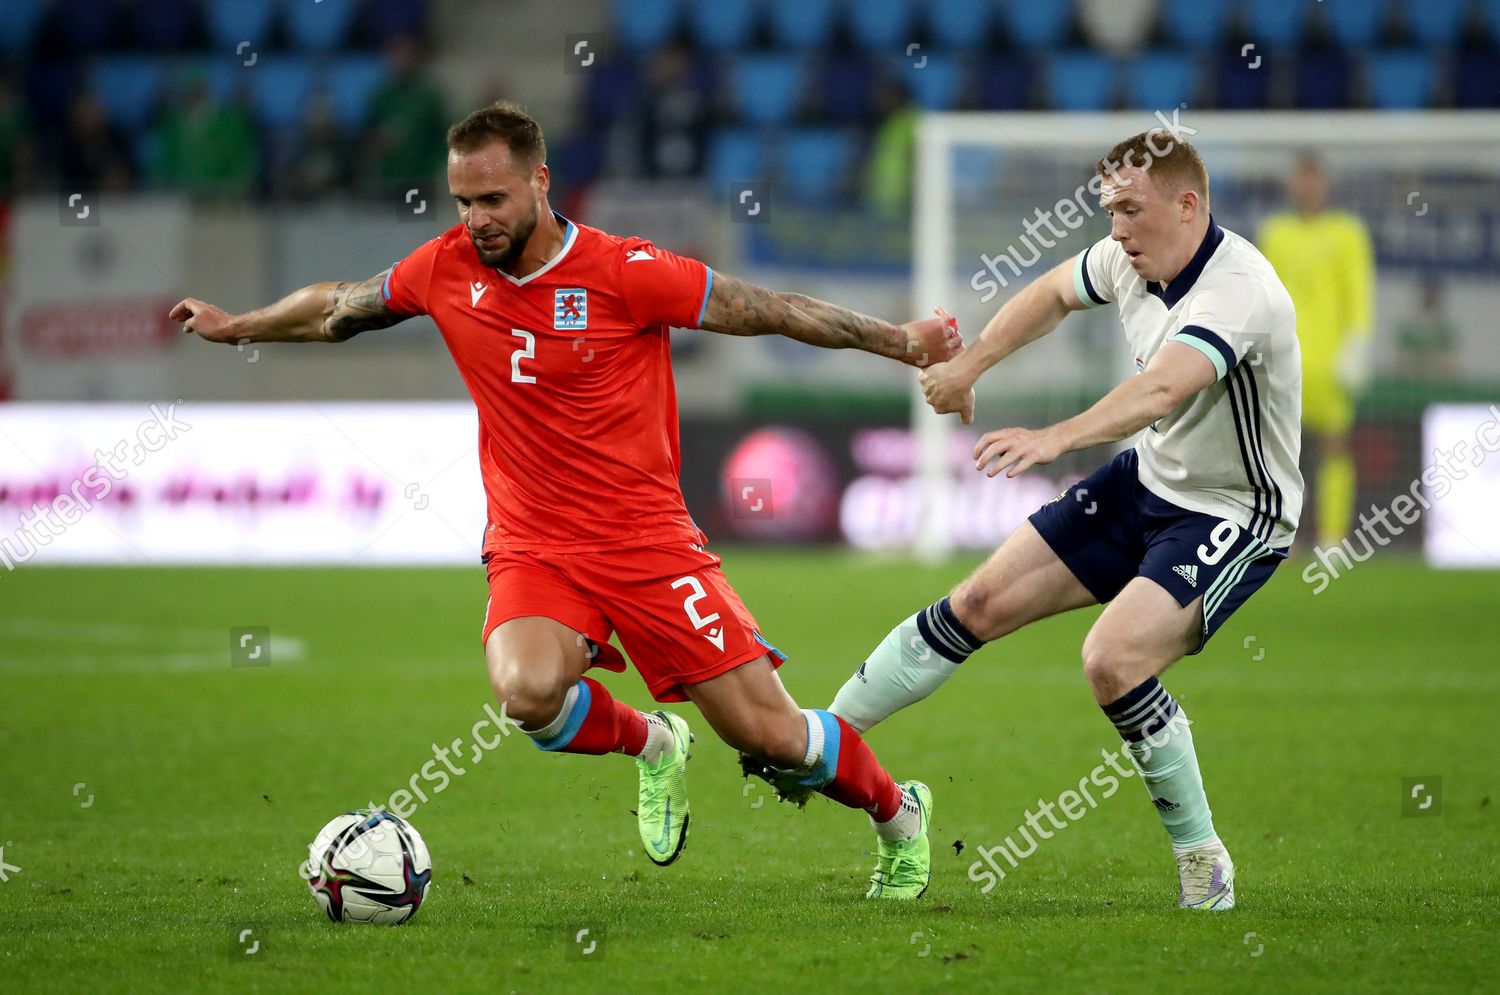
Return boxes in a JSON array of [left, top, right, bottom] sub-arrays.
[[1176, 838, 1235, 910]]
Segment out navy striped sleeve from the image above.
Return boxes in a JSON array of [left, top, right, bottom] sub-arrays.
[[1072, 247, 1109, 307], [1171, 325, 1237, 381]]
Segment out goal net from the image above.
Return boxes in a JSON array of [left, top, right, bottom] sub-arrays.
[[911, 111, 1500, 560]]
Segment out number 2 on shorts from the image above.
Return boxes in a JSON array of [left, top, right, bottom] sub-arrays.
[[671, 575, 721, 630]]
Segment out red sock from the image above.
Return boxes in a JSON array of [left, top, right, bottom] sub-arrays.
[[529, 676, 648, 756], [817, 715, 904, 822]]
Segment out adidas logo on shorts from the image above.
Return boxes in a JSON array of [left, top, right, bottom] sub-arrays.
[[1173, 564, 1199, 588]]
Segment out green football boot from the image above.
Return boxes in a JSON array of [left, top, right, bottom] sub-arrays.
[[637, 711, 692, 866], [865, 780, 932, 900]]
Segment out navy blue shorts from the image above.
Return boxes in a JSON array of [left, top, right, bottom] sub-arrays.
[[1028, 450, 1285, 653]]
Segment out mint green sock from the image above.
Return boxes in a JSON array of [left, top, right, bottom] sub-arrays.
[[1103, 677, 1217, 848], [829, 599, 984, 733]]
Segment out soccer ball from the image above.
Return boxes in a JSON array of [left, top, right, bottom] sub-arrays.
[[304, 810, 432, 924]]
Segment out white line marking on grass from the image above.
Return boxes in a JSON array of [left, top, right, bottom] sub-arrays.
[[0, 619, 306, 671]]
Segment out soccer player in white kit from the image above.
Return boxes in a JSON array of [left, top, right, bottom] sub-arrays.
[[827, 130, 1302, 909]]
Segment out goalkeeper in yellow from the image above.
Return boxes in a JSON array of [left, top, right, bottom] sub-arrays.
[[1258, 154, 1375, 547]]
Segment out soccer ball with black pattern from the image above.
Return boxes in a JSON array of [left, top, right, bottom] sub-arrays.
[[304, 810, 432, 924]]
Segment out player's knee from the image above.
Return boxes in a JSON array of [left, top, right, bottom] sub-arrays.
[[488, 658, 571, 729], [1080, 633, 1146, 697], [950, 579, 1018, 642]]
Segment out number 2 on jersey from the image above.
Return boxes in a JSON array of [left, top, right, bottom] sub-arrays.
[[510, 329, 537, 384]]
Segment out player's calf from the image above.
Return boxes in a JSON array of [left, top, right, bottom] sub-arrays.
[[711, 705, 826, 805], [709, 709, 809, 770], [687, 663, 928, 895], [1082, 581, 1235, 907], [730, 705, 839, 807], [744, 708, 926, 864], [714, 704, 901, 816], [829, 523, 1094, 733], [828, 596, 985, 733], [1097, 674, 1217, 845], [508, 675, 651, 756], [1098, 672, 1233, 909], [491, 663, 651, 757]]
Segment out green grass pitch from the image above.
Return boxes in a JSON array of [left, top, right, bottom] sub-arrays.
[[1, 554, 1495, 993]]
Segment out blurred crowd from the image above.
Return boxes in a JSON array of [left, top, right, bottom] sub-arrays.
[[0, 36, 446, 201], [2, 0, 1498, 207], [0, 0, 436, 200]]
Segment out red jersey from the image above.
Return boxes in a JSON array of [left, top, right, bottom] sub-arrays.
[[382, 216, 714, 555]]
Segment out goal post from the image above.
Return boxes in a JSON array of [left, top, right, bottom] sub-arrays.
[[911, 111, 1500, 560]]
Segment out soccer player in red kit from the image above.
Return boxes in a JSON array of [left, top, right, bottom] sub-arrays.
[[171, 102, 960, 899]]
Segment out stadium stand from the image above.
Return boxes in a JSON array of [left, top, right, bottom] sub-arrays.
[[1, 0, 1495, 203]]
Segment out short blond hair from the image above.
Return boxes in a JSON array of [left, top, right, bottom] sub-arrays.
[[1096, 130, 1209, 209]]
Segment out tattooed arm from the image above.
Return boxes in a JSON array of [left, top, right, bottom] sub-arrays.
[[169, 268, 407, 345], [698, 272, 961, 368]]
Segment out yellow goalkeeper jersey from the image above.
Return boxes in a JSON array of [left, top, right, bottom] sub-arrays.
[[1256, 210, 1374, 372]]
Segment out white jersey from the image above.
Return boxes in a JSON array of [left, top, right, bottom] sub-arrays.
[[1073, 219, 1304, 548]]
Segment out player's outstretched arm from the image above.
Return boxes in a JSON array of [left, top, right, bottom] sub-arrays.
[[918, 258, 1086, 425], [973, 341, 1218, 479], [697, 271, 961, 368], [169, 268, 407, 346]]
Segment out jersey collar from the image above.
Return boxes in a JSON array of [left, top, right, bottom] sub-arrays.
[[1147, 215, 1224, 310], [496, 213, 577, 286]]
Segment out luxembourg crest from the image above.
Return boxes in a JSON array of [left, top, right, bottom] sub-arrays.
[[554, 289, 588, 330]]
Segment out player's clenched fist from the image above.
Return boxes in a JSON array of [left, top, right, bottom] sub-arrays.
[[901, 305, 962, 369], [973, 426, 1063, 478], [918, 359, 977, 425], [169, 298, 237, 344]]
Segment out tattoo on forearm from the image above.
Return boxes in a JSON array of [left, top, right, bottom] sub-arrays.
[[703, 274, 904, 360], [779, 292, 905, 360], [325, 272, 401, 341]]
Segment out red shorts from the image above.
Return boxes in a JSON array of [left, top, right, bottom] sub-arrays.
[[480, 541, 786, 702]]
